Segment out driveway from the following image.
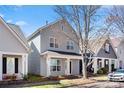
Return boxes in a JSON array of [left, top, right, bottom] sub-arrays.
[[68, 81, 124, 88]]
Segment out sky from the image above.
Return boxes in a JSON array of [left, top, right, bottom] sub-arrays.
[[0, 5, 59, 37], [0, 5, 118, 38]]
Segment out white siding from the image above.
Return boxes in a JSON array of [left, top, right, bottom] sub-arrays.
[[0, 21, 27, 53], [71, 60, 80, 75], [117, 43, 124, 68]]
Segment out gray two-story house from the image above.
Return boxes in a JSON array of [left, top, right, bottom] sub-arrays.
[[28, 19, 82, 77]]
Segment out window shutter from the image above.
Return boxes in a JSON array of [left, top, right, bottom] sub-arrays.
[[15, 58, 18, 73], [3, 57, 7, 74]]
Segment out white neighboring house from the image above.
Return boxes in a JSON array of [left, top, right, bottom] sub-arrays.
[[0, 17, 29, 81], [112, 37, 124, 69], [28, 19, 83, 77], [91, 37, 118, 73]]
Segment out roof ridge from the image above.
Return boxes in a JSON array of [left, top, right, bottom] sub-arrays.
[[27, 18, 63, 41]]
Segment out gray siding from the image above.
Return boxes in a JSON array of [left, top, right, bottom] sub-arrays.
[[97, 40, 117, 59], [71, 60, 80, 75], [40, 19, 79, 54], [28, 34, 41, 75]]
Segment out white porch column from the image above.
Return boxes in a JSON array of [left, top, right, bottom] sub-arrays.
[[93, 58, 97, 74], [115, 59, 119, 69], [109, 59, 112, 72], [22, 55, 25, 76], [46, 57, 51, 77], [0, 52, 2, 80], [65, 58, 70, 75], [102, 58, 104, 68], [24, 54, 28, 75]]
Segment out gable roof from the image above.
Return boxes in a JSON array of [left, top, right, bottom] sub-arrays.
[[27, 18, 63, 41], [89, 36, 108, 54], [89, 36, 117, 56], [0, 17, 30, 52], [27, 18, 77, 41]]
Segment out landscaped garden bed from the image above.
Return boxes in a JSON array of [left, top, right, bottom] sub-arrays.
[[0, 74, 82, 86]]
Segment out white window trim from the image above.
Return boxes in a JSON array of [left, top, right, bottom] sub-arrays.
[[49, 36, 58, 48], [67, 40, 74, 50], [105, 43, 110, 53], [50, 59, 61, 72]]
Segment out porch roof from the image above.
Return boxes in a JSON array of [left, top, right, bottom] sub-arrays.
[[41, 50, 82, 59]]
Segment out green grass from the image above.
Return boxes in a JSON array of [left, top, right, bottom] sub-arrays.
[[27, 74, 45, 81]]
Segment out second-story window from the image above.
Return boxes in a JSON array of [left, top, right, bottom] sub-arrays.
[[67, 40, 74, 50], [104, 42, 110, 53], [50, 37, 58, 48]]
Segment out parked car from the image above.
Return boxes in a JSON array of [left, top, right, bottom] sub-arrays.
[[108, 69, 124, 81]]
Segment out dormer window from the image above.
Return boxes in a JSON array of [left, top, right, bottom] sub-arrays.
[[50, 37, 58, 48], [67, 40, 74, 50], [104, 42, 110, 53]]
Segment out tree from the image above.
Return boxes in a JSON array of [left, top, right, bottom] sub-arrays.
[[54, 5, 110, 79], [107, 6, 124, 35]]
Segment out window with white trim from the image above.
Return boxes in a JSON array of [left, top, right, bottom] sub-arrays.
[[50, 59, 61, 71], [67, 40, 74, 50], [104, 43, 110, 53], [50, 37, 58, 48]]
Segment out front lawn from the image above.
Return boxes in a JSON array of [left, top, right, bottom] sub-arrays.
[[28, 78, 95, 88]]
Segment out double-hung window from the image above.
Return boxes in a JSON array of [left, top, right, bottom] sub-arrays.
[[50, 37, 58, 48], [67, 40, 74, 50], [50, 59, 61, 71]]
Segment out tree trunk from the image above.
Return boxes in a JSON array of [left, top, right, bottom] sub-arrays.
[[82, 57, 88, 79]]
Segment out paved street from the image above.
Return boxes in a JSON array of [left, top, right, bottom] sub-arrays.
[[69, 81, 124, 88]]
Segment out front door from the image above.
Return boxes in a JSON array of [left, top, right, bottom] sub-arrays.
[[2, 57, 19, 75], [79, 60, 82, 74], [70, 61, 71, 74]]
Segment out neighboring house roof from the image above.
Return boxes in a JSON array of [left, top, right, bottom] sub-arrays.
[[0, 16, 30, 52], [89, 36, 109, 54], [7, 23, 29, 48], [89, 36, 117, 56]]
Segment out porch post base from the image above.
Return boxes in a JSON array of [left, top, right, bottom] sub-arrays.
[[46, 57, 50, 77]]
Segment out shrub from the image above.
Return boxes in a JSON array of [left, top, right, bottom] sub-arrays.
[[97, 69, 104, 74], [101, 67, 108, 74], [23, 75, 29, 80], [28, 74, 43, 81], [97, 67, 108, 74]]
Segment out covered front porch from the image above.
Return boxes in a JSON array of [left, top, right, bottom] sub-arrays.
[[92, 57, 118, 74], [41, 50, 82, 77], [0, 51, 28, 81]]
